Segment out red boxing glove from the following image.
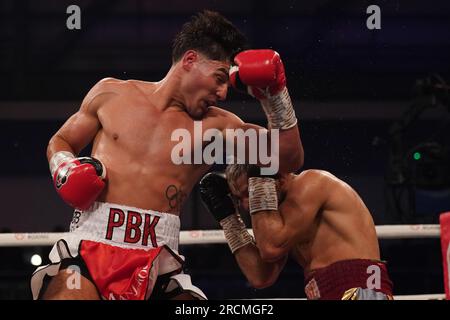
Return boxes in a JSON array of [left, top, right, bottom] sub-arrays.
[[229, 49, 286, 100], [230, 49, 297, 130], [51, 153, 106, 210]]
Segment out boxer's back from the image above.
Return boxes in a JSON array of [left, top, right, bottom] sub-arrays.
[[288, 170, 380, 272]]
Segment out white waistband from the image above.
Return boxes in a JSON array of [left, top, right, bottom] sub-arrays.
[[68, 201, 180, 252]]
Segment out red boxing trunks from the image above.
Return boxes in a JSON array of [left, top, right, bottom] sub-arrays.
[[304, 259, 393, 300], [31, 201, 206, 300]]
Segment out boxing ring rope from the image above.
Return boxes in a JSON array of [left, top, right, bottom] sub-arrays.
[[0, 224, 441, 247], [0, 224, 445, 300], [247, 293, 446, 300]]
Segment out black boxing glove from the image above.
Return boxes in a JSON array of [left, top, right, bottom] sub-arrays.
[[199, 172, 254, 253], [199, 172, 235, 222]]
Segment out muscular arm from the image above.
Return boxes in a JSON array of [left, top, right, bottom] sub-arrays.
[[226, 49, 304, 174], [46, 78, 117, 161], [199, 171, 288, 289], [240, 122, 303, 175], [234, 242, 288, 289], [251, 171, 329, 262], [220, 111, 304, 174]]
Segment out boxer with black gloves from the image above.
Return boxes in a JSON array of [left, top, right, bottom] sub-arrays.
[[200, 165, 394, 300]]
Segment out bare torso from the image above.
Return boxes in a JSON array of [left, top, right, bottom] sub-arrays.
[[91, 79, 234, 214], [283, 171, 380, 273]]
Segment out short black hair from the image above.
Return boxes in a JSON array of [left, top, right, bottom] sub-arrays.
[[172, 10, 248, 63]]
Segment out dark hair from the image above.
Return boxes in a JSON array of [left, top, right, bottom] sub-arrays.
[[172, 10, 248, 63]]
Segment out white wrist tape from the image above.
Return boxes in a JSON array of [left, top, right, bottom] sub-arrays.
[[260, 87, 298, 130], [220, 214, 254, 254], [49, 151, 75, 177], [248, 177, 278, 214]]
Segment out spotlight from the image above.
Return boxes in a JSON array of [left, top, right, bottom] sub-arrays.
[[30, 254, 42, 266]]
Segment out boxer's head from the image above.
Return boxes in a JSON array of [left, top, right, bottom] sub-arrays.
[[172, 10, 248, 118], [226, 164, 285, 214]]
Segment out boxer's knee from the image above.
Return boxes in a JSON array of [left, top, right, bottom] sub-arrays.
[[41, 269, 100, 300], [170, 292, 198, 300]]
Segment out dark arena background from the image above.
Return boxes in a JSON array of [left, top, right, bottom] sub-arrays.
[[0, 0, 449, 300]]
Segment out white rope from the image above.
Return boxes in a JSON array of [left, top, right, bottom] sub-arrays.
[[392, 293, 446, 300], [0, 224, 441, 247], [246, 293, 446, 300], [375, 224, 440, 239], [0, 226, 445, 300]]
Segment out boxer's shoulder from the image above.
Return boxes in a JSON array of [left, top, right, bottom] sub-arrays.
[[205, 106, 237, 118], [297, 169, 329, 180], [295, 170, 350, 203], [90, 77, 147, 97], [293, 169, 334, 190], [124, 79, 156, 90], [93, 77, 126, 91], [203, 106, 243, 128], [84, 78, 125, 105], [87, 78, 155, 109], [80, 78, 123, 114]]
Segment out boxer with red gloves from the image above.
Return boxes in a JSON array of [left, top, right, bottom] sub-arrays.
[[228, 49, 302, 175], [50, 152, 106, 210], [230, 49, 297, 130], [32, 11, 304, 301]]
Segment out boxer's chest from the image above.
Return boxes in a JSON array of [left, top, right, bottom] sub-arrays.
[[98, 100, 216, 162]]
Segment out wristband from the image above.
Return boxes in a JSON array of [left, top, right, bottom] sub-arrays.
[[49, 151, 75, 177], [260, 87, 297, 130], [248, 177, 278, 214], [220, 214, 255, 253]]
